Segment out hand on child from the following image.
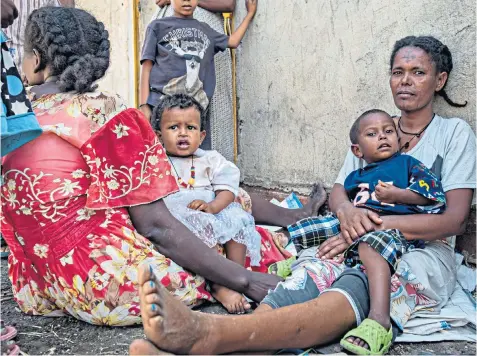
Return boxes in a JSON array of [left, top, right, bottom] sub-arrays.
[[375, 180, 401, 204], [139, 105, 152, 121], [155, 0, 171, 7], [245, 0, 258, 16], [188, 200, 215, 213]]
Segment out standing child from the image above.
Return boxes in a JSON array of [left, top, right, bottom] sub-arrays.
[[140, 0, 257, 121], [151, 94, 261, 314], [281, 109, 446, 355]]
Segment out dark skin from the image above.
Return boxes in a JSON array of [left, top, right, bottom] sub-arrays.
[[319, 47, 474, 349], [1, 0, 18, 28], [155, 0, 236, 13]]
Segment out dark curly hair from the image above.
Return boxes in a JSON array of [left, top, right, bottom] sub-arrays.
[[24, 7, 110, 93], [349, 109, 392, 144], [151, 94, 206, 131], [390, 36, 467, 108]]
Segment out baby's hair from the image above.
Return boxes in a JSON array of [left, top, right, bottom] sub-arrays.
[[390, 36, 467, 108], [151, 94, 206, 131], [24, 7, 110, 93], [349, 109, 391, 144]]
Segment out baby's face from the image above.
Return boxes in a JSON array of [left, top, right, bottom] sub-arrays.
[[159, 106, 205, 156], [354, 113, 399, 163]]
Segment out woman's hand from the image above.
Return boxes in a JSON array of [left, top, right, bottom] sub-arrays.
[[316, 234, 350, 259], [336, 202, 382, 244], [1, 0, 18, 28], [155, 0, 171, 7]]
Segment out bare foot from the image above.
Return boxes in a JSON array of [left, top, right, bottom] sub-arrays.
[[129, 339, 172, 355], [136, 264, 217, 354], [303, 181, 327, 216], [211, 284, 251, 314], [245, 271, 282, 302]]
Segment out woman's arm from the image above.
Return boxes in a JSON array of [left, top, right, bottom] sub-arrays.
[[199, 0, 236, 12], [380, 189, 473, 240], [139, 60, 153, 119], [129, 198, 280, 301]]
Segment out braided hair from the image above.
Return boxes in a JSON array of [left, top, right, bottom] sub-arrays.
[[390, 36, 467, 108], [24, 7, 110, 93]]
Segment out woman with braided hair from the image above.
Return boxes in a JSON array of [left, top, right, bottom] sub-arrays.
[[1, 6, 289, 326]]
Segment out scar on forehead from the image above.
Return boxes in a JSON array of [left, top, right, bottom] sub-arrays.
[[402, 49, 416, 62]]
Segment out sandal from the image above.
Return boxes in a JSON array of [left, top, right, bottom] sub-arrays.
[[268, 256, 296, 278], [1, 321, 20, 355], [340, 318, 393, 355]]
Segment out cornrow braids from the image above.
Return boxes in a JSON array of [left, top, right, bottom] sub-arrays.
[[24, 7, 110, 93], [390, 36, 467, 108], [151, 94, 206, 131]]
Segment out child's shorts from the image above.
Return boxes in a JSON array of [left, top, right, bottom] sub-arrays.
[[288, 214, 424, 273]]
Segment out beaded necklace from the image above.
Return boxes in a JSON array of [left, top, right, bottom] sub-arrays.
[[168, 155, 195, 189]]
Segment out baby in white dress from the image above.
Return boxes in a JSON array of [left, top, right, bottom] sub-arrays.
[[151, 94, 261, 314]]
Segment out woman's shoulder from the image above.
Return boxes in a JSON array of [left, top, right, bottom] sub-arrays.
[[433, 114, 475, 141]]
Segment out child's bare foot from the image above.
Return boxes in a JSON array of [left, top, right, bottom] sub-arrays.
[[302, 182, 327, 217], [211, 284, 251, 314], [134, 264, 218, 355]]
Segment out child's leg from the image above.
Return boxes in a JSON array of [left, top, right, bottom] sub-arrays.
[[346, 242, 391, 349], [211, 241, 251, 314]]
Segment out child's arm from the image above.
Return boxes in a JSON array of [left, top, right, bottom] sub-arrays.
[[198, 0, 236, 13], [375, 181, 434, 205], [188, 190, 235, 214], [139, 60, 153, 120], [227, 0, 257, 48]]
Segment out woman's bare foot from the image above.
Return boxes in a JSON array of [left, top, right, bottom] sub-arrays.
[[302, 182, 327, 217], [129, 339, 172, 355], [136, 264, 218, 354], [211, 284, 251, 314]]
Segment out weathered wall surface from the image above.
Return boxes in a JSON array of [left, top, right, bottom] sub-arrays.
[[76, 0, 134, 105], [77, 0, 476, 193], [235, 0, 476, 192]]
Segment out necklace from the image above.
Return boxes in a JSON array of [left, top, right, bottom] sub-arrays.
[[168, 155, 195, 189], [398, 114, 435, 152]]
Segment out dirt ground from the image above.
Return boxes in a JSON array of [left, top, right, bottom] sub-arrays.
[[1, 259, 475, 355]]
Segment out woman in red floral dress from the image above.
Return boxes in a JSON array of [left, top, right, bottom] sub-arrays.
[[1, 7, 323, 325]]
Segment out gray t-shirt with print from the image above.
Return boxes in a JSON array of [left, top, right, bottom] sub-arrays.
[[141, 16, 229, 109], [335, 115, 476, 248]]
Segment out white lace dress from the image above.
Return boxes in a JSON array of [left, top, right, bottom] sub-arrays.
[[164, 149, 261, 265]]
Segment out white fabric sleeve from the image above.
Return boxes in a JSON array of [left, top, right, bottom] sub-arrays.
[[335, 150, 364, 185], [209, 151, 240, 196], [441, 120, 476, 192]]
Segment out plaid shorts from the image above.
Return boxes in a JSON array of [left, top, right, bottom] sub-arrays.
[[287, 214, 340, 253], [345, 229, 424, 273], [288, 214, 424, 271]]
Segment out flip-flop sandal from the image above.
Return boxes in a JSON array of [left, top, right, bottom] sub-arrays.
[[268, 256, 296, 278], [340, 318, 393, 355], [0, 321, 17, 342], [4, 341, 20, 356]]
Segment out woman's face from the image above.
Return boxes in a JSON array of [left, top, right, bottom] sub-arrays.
[[390, 46, 447, 114], [22, 49, 43, 86]]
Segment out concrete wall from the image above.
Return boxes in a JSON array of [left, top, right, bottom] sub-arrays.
[[76, 0, 135, 105], [234, 0, 476, 193], [77, 0, 476, 193]]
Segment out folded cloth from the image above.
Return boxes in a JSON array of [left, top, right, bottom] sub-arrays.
[[1, 31, 41, 157]]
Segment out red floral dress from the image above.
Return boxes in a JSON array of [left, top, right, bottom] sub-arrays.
[[1, 93, 289, 325]]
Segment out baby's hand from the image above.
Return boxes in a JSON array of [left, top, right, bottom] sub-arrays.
[[374, 180, 401, 204], [188, 200, 214, 213], [245, 0, 257, 16]]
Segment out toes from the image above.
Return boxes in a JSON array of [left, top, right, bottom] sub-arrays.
[[242, 297, 251, 311], [138, 264, 155, 286], [130, 339, 167, 355]]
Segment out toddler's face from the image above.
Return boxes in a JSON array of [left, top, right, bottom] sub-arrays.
[[159, 106, 205, 156], [171, 0, 198, 17], [352, 113, 399, 163]]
